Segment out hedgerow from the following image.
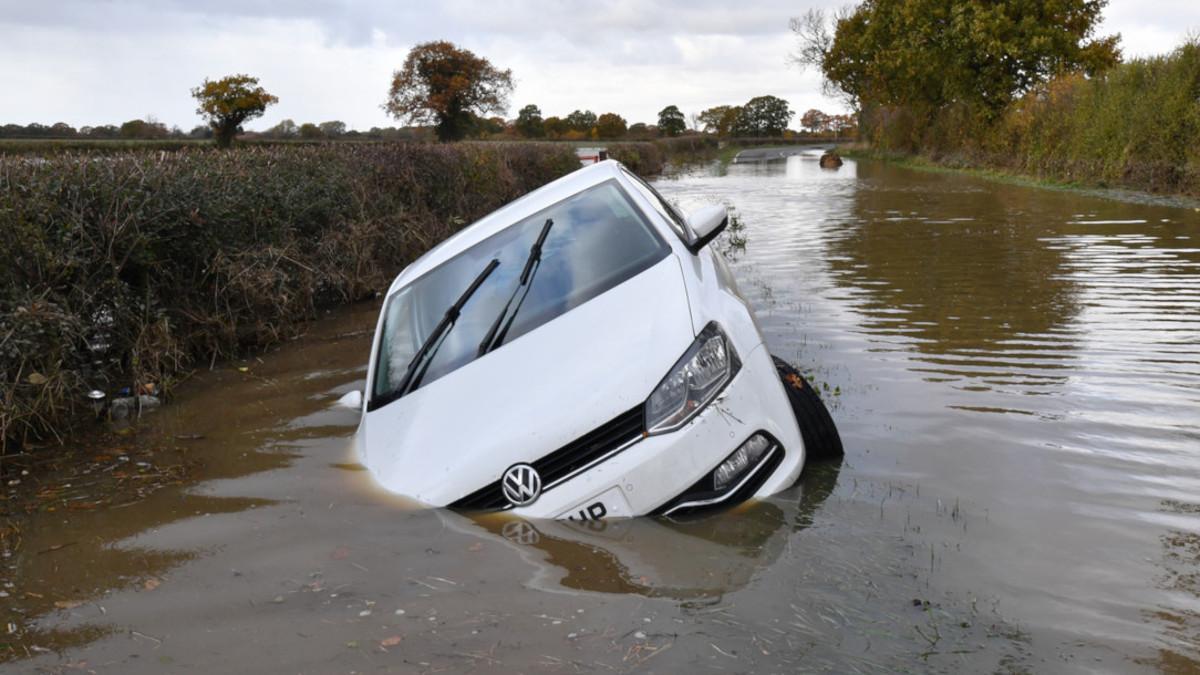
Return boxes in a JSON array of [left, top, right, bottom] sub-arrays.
[[0, 142, 579, 451]]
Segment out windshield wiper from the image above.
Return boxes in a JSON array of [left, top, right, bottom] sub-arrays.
[[379, 258, 500, 407], [477, 218, 554, 356]]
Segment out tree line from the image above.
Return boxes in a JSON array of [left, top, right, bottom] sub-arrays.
[[4, 39, 850, 147]]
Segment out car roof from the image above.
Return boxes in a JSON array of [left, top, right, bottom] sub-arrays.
[[385, 159, 632, 298]]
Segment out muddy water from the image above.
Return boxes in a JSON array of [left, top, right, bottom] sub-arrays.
[[3, 153, 1198, 673]]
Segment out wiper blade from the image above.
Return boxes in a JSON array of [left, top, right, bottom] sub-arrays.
[[477, 218, 554, 356], [384, 258, 500, 405]]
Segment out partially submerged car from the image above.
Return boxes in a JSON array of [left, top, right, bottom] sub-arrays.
[[350, 160, 841, 519]]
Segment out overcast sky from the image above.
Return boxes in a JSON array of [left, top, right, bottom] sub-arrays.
[[1, 0, 1197, 132]]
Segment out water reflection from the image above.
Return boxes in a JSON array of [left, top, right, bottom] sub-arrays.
[[457, 460, 840, 605], [0, 306, 378, 663], [827, 161, 1080, 355]]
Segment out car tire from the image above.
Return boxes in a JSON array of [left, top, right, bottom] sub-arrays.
[[771, 355, 844, 461]]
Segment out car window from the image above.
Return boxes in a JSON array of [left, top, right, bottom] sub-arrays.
[[621, 168, 694, 245], [371, 179, 670, 406]]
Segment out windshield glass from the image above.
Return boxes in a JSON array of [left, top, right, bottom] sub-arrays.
[[371, 179, 669, 406]]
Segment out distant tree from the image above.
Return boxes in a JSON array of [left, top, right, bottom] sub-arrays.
[[543, 116, 568, 139], [698, 105, 740, 137], [565, 110, 597, 133], [384, 40, 514, 142], [472, 114, 507, 137], [188, 125, 213, 139], [627, 122, 653, 139], [83, 125, 120, 139], [829, 113, 856, 138], [800, 109, 830, 133], [595, 112, 627, 139], [192, 74, 278, 148], [657, 105, 687, 137], [319, 120, 347, 137], [732, 96, 793, 136], [515, 104, 544, 138], [119, 118, 169, 139], [269, 119, 298, 138], [49, 122, 77, 137], [298, 122, 323, 139]]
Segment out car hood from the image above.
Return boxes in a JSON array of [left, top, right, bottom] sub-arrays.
[[360, 256, 694, 506]]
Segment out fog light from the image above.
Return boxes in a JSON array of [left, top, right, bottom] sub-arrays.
[[713, 434, 771, 491]]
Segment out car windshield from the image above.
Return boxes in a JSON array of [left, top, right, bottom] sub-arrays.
[[371, 179, 669, 407]]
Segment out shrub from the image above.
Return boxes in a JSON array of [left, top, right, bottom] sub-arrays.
[[863, 38, 1200, 195]]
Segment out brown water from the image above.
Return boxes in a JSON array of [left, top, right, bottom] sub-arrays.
[[3, 153, 1199, 673]]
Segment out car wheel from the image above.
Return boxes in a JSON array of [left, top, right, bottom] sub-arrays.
[[771, 355, 844, 461]]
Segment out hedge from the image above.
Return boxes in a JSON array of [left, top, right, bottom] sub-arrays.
[[0, 142, 580, 451]]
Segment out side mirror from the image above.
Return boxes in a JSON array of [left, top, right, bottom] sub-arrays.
[[685, 205, 728, 254], [336, 389, 363, 410]]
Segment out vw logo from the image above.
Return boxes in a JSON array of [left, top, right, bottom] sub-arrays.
[[501, 463, 542, 507]]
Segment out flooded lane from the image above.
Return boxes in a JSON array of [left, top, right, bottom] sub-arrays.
[[657, 153, 1200, 671], [3, 152, 1199, 672]]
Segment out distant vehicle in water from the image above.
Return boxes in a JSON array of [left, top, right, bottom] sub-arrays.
[[575, 147, 608, 165], [346, 160, 842, 519]]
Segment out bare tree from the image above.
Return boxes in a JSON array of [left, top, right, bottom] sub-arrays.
[[788, 9, 832, 71], [789, 8, 856, 107]]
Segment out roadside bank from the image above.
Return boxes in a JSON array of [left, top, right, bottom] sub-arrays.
[[842, 145, 1200, 210]]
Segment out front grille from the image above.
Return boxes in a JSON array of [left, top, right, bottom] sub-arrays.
[[450, 405, 646, 512]]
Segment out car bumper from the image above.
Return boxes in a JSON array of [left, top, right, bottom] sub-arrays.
[[510, 343, 806, 519]]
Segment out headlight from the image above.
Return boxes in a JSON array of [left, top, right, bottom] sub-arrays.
[[645, 322, 740, 434]]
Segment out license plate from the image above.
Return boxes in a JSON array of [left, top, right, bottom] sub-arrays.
[[556, 486, 631, 520]]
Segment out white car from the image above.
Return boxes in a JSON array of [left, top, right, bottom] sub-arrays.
[[349, 160, 841, 519]]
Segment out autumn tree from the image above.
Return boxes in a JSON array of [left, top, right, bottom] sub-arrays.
[[596, 113, 627, 139], [698, 105, 741, 137], [800, 109, 830, 133], [192, 74, 278, 148], [829, 113, 856, 138], [791, 1, 1120, 114], [657, 105, 687, 137], [384, 41, 514, 142], [474, 115, 507, 137], [515, 104, 544, 138], [732, 96, 793, 136], [299, 123, 323, 139], [543, 116, 568, 138]]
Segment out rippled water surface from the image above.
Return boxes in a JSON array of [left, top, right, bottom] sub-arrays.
[[3, 152, 1198, 673]]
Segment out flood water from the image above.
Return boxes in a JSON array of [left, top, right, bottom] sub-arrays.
[[3, 151, 1199, 673]]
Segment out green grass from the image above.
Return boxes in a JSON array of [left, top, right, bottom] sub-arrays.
[[842, 147, 1200, 208]]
